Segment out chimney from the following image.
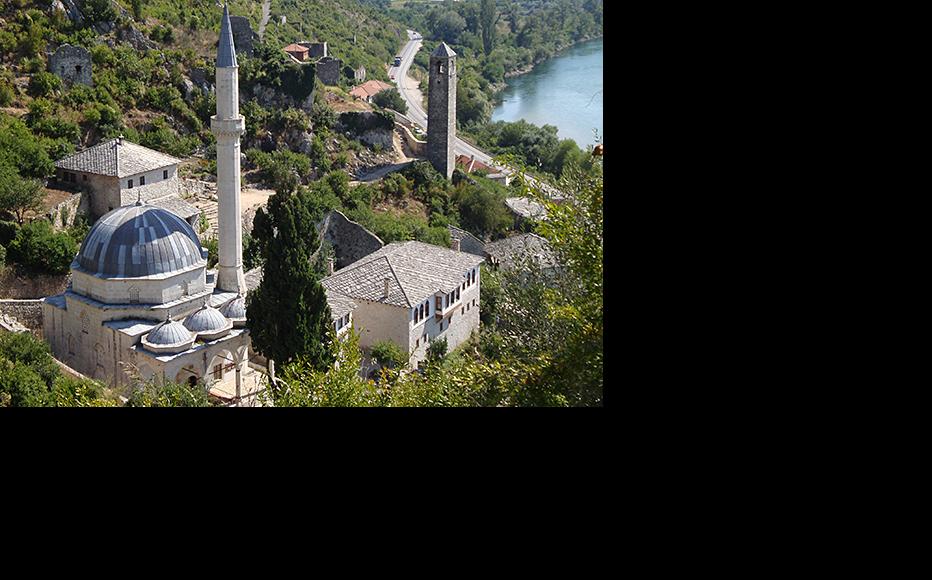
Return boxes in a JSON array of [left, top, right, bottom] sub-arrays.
[[327, 258, 334, 275], [383, 278, 390, 299], [452, 238, 461, 252]]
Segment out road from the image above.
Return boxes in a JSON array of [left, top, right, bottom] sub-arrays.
[[391, 30, 494, 166], [391, 30, 563, 198]]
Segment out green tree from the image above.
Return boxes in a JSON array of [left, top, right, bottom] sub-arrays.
[[126, 377, 213, 407], [454, 183, 512, 239], [247, 189, 335, 369], [0, 163, 45, 225], [480, 0, 501, 55], [371, 340, 408, 369], [7, 219, 78, 274], [372, 88, 408, 114]]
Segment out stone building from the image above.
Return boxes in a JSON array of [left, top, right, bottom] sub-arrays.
[[349, 80, 393, 103], [427, 43, 457, 180], [49, 44, 92, 87], [321, 241, 484, 369], [344, 65, 365, 83], [316, 56, 343, 86], [303, 41, 328, 59], [448, 225, 486, 257], [283, 43, 310, 62], [41, 6, 257, 403], [53, 137, 197, 223], [484, 233, 558, 273]]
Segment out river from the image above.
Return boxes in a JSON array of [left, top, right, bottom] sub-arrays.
[[491, 38, 603, 148]]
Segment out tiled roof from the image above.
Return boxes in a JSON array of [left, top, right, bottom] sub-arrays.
[[448, 225, 486, 257], [55, 138, 180, 178], [456, 155, 493, 174], [484, 233, 558, 269], [505, 196, 547, 220], [432, 42, 457, 58], [325, 289, 357, 320], [350, 80, 393, 99], [283, 43, 309, 53], [321, 241, 484, 308], [150, 195, 200, 220]]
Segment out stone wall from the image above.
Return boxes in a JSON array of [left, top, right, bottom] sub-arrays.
[[47, 191, 90, 230], [396, 122, 426, 157], [0, 299, 44, 335], [0, 267, 70, 299], [316, 56, 342, 86], [229, 16, 258, 57], [306, 42, 328, 59], [49, 44, 92, 86], [316, 210, 383, 269]]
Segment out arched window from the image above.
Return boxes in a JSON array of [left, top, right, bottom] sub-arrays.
[[80, 311, 89, 334]]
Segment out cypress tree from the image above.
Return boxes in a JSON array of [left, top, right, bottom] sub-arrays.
[[246, 190, 334, 370]]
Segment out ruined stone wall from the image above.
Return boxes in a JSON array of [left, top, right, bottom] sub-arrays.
[[49, 44, 92, 86], [396, 122, 426, 157], [0, 299, 44, 336], [48, 192, 90, 230], [229, 16, 257, 57], [316, 56, 342, 86], [306, 42, 328, 59], [317, 210, 383, 269]]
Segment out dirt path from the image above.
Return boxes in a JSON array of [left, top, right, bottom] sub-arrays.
[[258, 0, 271, 39]]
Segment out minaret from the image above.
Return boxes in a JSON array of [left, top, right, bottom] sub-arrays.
[[211, 5, 247, 294], [427, 42, 457, 180]]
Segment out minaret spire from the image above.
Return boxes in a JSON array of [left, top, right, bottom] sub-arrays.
[[211, 4, 247, 294]]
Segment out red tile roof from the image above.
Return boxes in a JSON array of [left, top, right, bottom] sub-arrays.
[[350, 80, 394, 100], [456, 154, 492, 174]]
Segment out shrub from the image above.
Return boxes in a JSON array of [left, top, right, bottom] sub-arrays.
[[28, 72, 62, 98], [427, 337, 448, 363], [371, 340, 408, 369], [7, 219, 78, 274], [0, 84, 14, 107]]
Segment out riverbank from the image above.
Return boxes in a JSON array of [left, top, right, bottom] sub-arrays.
[[502, 34, 603, 80]]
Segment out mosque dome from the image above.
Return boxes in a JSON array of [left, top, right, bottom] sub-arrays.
[[140, 315, 195, 354], [76, 203, 206, 278], [220, 295, 246, 327], [183, 304, 233, 340]]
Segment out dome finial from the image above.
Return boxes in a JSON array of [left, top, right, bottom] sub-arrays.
[[135, 190, 143, 206]]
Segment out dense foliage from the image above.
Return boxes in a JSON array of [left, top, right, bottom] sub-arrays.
[[6, 219, 78, 274], [247, 187, 335, 369], [267, 152, 604, 406], [0, 331, 114, 407]]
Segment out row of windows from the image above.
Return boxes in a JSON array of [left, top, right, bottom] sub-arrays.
[[126, 170, 170, 189], [335, 314, 351, 331], [462, 268, 477, 291], [413, 298, 431, 324], [438, 287, 461, 311]]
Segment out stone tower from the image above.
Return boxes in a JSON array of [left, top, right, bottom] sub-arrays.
[[211, 5, 247, 294], [427, 42, 457, 180]]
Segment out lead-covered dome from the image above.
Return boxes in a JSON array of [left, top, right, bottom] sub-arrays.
[[220, 294, 246, 326], [76, 203, 206, 278], [183, 304, 232, 340], [141, 315, 195, 354]]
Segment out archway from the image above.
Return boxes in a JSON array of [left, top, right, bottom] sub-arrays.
[[207, 350, 236, 386]]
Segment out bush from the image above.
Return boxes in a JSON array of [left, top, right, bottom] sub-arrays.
[[427, 337, 448, 363], [371, 340, 408, 369], [0, 84, 14, 107], [7, 219, 78, 274], [28, 72, 62, 98], [372, 88, 408, 114]]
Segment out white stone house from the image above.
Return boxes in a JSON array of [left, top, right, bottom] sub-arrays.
[[321, 241, 484, 368], [54, 137, 197, 223]]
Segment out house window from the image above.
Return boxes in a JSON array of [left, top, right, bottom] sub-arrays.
[[456, 288, 460, 301], [461, 307, 464, 315], [140, 175, 145, 186], [213, 364, 223, 381], [127, 179, 133, 188], [163, 170, 169, 179], [75, 65, 82, 75]]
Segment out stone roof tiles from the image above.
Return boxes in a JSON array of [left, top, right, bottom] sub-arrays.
[[55, 138, 181, 178], [217, 4, 238, 68], [484, 233, 558, 270], [321, 241, 484, 308]]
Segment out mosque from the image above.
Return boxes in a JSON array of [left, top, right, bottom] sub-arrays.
[[41, 7, 257, 401]]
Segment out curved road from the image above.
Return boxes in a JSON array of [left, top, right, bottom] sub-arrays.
[[391, 30, 495, 166], [390, 30, 562, 198]]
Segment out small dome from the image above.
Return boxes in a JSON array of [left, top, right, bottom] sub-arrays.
[[141, 316, 195, 354], [221, 295, 246, 326], [76, 204, 205, 278], [183, 304, 232, 340]]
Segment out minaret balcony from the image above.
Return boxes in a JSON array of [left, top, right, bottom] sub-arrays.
[[210, 115, 245, 137]]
